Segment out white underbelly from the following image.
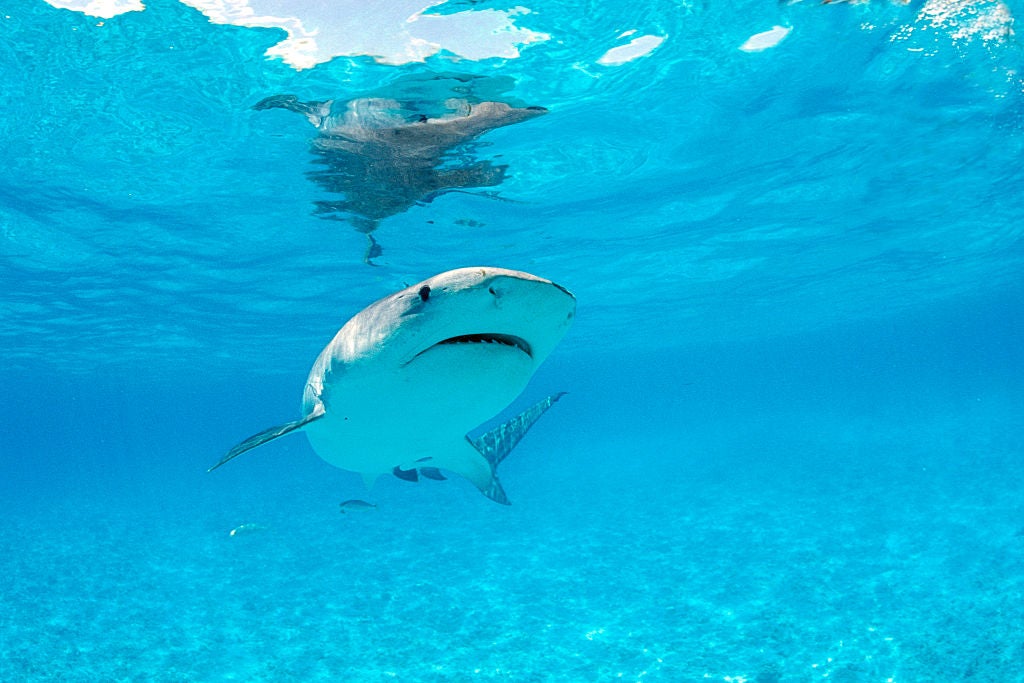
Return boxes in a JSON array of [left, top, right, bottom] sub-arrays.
[[304, 344, 535, 473]]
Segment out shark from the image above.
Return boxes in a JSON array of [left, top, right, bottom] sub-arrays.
[[254, 95, 548, 264], [208, 267, 576, 505]]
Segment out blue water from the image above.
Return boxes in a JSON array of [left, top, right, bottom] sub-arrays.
[[3, 0, 1024, 680]]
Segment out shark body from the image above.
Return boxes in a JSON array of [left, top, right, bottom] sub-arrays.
[[209, 267, 575, 504]]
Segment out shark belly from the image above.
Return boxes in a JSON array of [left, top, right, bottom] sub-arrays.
[[304, 343, 535, 476]]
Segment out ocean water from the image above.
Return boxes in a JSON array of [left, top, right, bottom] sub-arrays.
[[3, 0, 1024, 680]]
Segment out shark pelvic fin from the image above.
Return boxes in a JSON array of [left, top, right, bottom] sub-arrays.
[[472, 392, 566, 468], [207, 404, 325, 473], [392, 466, 419, 482], [390, 465, 447, 483], [420, 467, 447, 481]]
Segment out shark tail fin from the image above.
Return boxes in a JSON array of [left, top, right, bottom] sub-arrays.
[[467, 392, 566, 504], [207, 404, 325, 473]]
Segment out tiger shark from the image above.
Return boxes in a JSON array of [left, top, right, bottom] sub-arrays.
[[208, 267, 576, 505]]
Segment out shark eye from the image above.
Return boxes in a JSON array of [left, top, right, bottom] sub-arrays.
[[419, 285, 431, 302]]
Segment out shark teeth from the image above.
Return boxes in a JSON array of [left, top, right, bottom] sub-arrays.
[[437, 333, 532, 357], [402, 332, 533, 366]]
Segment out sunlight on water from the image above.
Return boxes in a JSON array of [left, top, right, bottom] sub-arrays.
[[46, 0, 553, 66], [6, 0, 1020, 374]]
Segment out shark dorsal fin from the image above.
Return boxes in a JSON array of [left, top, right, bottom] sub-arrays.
[[471, 392, 566, 468]]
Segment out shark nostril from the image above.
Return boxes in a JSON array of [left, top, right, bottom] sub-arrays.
[[488, 286, 497, 296]]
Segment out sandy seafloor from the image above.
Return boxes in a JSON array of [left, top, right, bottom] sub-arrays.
[[4, 360, 1023, 681], [5, 451, 1023, 682]]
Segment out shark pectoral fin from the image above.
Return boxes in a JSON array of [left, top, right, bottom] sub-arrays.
[[432, 393, 568, 505], [479, 472, 510, 506], [473, 393, 566, 467], [446, 393, 567, 504], [206, 404, 325, 473], [252, 94, 331, 127]]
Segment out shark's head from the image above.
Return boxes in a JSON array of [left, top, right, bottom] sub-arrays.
[[460, 101, 548, 129], [318, 99, 548, 143], [304, 267, 575, 418], [328, 267, 574, 373], [389, 267, 574, 369]]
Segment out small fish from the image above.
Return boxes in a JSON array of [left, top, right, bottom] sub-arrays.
[[339, 500, 377, 514], [228, 523, 267, 536]]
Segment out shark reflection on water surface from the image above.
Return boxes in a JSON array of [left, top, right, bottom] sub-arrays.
[[255, 93, 547, 264]]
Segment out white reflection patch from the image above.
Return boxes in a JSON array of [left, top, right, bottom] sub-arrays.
[[182, 0, 548, 68], [43, 0, 548, 68], [43, 0, 143, 19], [597, 34, 666, 66], [739, 25, 791, 53]]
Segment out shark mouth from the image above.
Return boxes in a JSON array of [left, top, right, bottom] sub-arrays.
[[408, 333, 532, 364]]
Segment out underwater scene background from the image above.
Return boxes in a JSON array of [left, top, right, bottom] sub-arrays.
[[2, 0, 1023, 680]]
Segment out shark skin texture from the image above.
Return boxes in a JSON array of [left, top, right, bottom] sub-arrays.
[[209, 267, 575, 505]]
